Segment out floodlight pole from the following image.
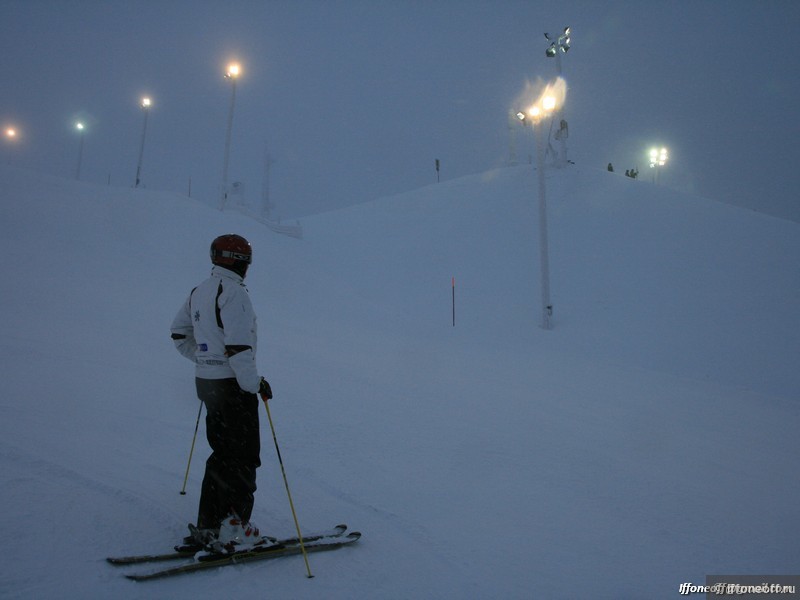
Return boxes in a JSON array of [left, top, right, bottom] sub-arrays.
[[75, 123, 85, 180], [545, 27, 571, 168], [261, 143, 276, 219], [517, 92, 558, 329], [4, 128, 17, 165], [221, 65, 239, 209], [649, 147, 668, 184], [507, 111, 519, 166], [135, 98, 151, 188], [534, 118, 553, 330], [544, 27, 570, 75]]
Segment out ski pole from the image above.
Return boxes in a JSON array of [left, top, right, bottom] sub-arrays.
[[260, 390, 314, 578], [180, 401, 203, 496]]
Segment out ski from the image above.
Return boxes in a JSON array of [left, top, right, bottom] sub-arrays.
[[125, 531, 361, 581], [107, 548, 194, 565], [107, 523, 348, 566]]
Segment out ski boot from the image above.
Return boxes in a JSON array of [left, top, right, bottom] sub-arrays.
[[208, 514, 270, 555]]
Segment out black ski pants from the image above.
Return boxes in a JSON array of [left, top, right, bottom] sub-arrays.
[[195, 377, 261, 530]]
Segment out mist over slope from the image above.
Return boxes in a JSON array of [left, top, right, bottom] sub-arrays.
[[0, 163, 797, 599], [303, 164, 799, 397]]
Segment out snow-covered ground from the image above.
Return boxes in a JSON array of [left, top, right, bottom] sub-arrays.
[[1, 162, 798, 599]]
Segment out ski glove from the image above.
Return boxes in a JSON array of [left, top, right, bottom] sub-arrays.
[[259, 377, 273, 400]]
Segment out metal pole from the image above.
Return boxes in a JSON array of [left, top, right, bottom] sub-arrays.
[[547, 32, 569, 169], [135, 106, 149, 188], [452, 276, 455, 327], [534, 120, 553, 330], [75, 132, 84, 180], [221, 77, 237, 209], [553, 53, 567, 168], [260, 392, 314, 578], [180, 401, 204, 495], [261, 144, 274, 219], [507, 112, 519, 166]]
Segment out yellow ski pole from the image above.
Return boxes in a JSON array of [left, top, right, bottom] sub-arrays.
[[260, 389, 314, 578]]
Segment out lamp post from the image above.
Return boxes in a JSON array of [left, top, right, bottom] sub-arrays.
[[544, 26, 571, 75], [649, 146, 668, 184], [4, 127, 17, 164], [220, 62, 240, 208], [517, 85, 560, 330], [544, 26, 571, 168], [75, 122, 85, 180], [134, 96, 151, 188]]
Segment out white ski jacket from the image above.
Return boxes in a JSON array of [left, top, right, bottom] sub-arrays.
[[171, 266, 261, 393]]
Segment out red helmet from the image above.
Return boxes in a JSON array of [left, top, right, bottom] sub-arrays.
[[210, 234, 252, 276]]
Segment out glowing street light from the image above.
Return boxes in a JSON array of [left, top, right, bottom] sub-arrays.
[[134, 96, 152, 188], [649, 146, 668, 183], [220, 62, 241, 208], [516, 78, 566, 330], [75, 121, 85, 180]]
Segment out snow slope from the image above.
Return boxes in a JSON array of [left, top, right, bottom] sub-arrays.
[[0, 163, 798, 599]]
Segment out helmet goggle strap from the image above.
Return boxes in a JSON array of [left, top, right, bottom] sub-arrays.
[[217, 250, 252, 263]]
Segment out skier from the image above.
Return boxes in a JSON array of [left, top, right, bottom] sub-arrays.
[[170, 233, 273, 551]]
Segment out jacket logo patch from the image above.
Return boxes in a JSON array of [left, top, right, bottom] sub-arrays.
[[193, 310, 201, 322]]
